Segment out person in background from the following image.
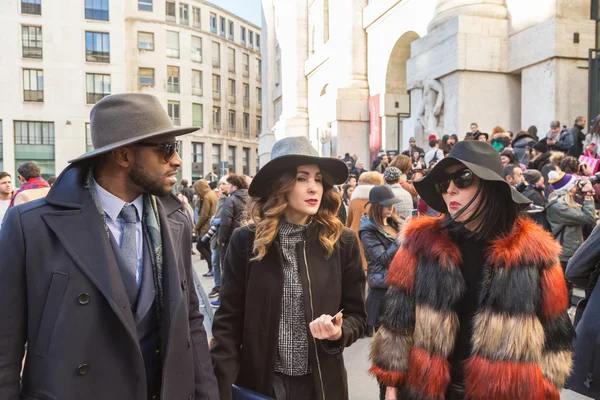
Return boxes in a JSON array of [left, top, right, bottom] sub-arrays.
[[383, 167, 412, 220], [544, 120, 564, 152], [547, 170, 597, 305], [568, 116, 587, 158], [499, 149, 520, 168], [194, 179, 217, 278], [403, 137, 425, 159], [424, 136, 444, 166], [503, 164, 525, 190], [9, 162, 51, 208], [181, 179, 195, 206], [527, 125, 539, 141], [345, 174, 357, 187], [47, 176, 56, 186], [528, 141, 551, 171], [390, 154, 418, 200], [359, 185, 402, 350], [347, 171, 385, 272], [522, 170, 546, 207], [375, 154, 389, 174], [372, 149, 387, 171], [177, 192, 194, 229], [474, 131, 489, 142], [512, 130, 536, 165], [559, 156, 580, 175], [464, 122, 481, 140], [0, 172, 13, 226], [490, 127, 509, 151], [441, 134, 453, 154], [449, 134, 459, 146], [217, 173, 249, 270], [205, 177, 229, 300], [342, 184, 354, 217], [352, 160, 367, 179]]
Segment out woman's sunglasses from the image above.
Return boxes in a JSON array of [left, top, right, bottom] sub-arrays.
[[434, 169, 474, 194], [135, 142, 179, 162]]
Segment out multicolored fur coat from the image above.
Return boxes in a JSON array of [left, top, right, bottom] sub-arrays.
[[370, 216, 576, 399]]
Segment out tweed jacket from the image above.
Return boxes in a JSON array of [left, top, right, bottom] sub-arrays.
[[370, 216, 575, 400]]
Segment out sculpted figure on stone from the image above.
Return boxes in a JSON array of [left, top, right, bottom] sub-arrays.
[[415, 79, 444, 138]]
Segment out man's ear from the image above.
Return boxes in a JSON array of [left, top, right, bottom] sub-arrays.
[[112, 147, 132, 168]]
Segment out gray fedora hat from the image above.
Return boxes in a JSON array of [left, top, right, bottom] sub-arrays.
[[69, 93, 198, 163], [248, 136, 349, 198]]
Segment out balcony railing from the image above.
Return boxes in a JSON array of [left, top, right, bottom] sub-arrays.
[[229, 124, 236, 133], [192, 87, 203, 96], [213, 122, 221, 130], [171, 116, 181, 125], [228, 95, 236, 104], [166, 48, 180, 58], [166, 14, 176, 22], [243, 98, 249, 107], [24, 90, 43, 102], [257, 101, 262, 110], [212, 58, 220, 68], [228, 63, 235, 73], [167, 82, 180, 93], [180, 17, 189, 25], [191, 51, 202, 63], [242, 64, 249, 77], [256, 74, 262, 82], [23, 46, 42, 59], [213, 90, 221, 100]]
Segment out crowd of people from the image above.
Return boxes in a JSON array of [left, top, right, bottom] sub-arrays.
[[3, 92, 600, 400]]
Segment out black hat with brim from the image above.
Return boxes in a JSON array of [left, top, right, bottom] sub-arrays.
[[249, 136, 349, 198], [473, 132, 489, 141], [414, 140, 531, 213]]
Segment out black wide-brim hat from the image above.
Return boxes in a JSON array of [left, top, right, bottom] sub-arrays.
[[69, 93, 198, 163], [249, 136, 349, 198], [414, 140, 531, 213]]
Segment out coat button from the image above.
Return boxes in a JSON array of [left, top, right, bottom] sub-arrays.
[[181, 280, 187, 291], [77, 293, 90, 305], [77, 364, 89, 375]]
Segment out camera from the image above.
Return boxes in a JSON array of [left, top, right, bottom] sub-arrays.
[[202, 225, 218, 243]]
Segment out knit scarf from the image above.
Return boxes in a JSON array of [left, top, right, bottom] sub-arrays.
[[86, 168, 165, 328]]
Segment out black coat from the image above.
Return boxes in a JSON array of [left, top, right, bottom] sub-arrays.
[[358, 216, 399, 287], [568, 124, 586, 158], [528, 151, 552, 172], [0, 164, 219, 400], [522, 186, 546, 207], [211, 225, 367, 400], [218, 188, 248, 246]]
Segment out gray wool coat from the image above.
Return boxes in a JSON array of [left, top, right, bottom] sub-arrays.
[[0, 164, 219, 400]]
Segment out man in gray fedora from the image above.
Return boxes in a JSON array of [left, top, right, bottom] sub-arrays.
[[0, 93, 219, 399]]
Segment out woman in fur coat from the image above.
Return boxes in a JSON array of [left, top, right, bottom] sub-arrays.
[[370, 140, 576, 400]]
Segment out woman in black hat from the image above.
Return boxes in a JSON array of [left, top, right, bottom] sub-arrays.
[[211, 136, 367, 400], [370, 140, 575, 400], [358, 185, 402, 399]]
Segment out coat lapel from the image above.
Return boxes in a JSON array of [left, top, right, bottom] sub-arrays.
[[41, 196, 140, 350]]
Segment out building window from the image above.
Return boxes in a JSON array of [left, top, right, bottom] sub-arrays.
[[212, 144, 221, 174], [243, 112, 249, 135], [249, 31, 254, 49], [21, 0, 41, 15], [212, 74, 221, 100], [228, 20, 234, 40], [228, 110, 236, 132], [138, 67, 154, 86], [228, 47, 236, 72], [229, 79, 236, 98], [210, 13, 217, 33], [192, 7, 200, 28], [23, 69, 43, 102], [192, 142, 203, 180], [242, 53, 249, 77], [242, 147, 250, 175], [212, 106, 221, 129], [191, 35, 202, 62], [138, 31, 154, 50], [220, 17, 226, 37], [212, 41, 220, 67], [22, 26, 42, 59], [243, 83, 249, 107], [166, 31, 179, 58], [85, 31, 110, 63], [256, 34, 261, 51], [192, 69, 203, 96], [165, 0, 175, 22], [85, 0, 109, 21], [138, 0, 152, 11], [240, 27, 246, 45], [167, 66, 180, 93], [256, 116, 262, 137], [86, 122, 93, 152], [192, 103, 203, 127], [167, 101, 180, 125], [179, 3, 188, 25], [14, 121, 54, 145], [228, 146, 236, 172], [256, 58, 262, 80], [86, 73, 111, 104], [256, 87, 262, 107]]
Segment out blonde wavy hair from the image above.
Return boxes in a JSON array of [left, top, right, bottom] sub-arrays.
[[549, 190, 581, 210], [248, 166, 344, 261]]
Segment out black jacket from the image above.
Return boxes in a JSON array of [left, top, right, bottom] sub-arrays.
[[528, 151, 552, 172], [522, 185, 546, 207], [218, 188, 248, 245], [568, 124, 586, 158], [181, 186, 195, 206], [358, 216, 399, 288], [211, 225, 367, 400]]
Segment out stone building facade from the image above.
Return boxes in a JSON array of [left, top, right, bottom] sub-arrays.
[[260, 0, 595, 165]]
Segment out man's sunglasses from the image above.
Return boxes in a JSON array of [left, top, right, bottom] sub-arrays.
[[434, 169, 474, 194], [134, 142, 179, 162]]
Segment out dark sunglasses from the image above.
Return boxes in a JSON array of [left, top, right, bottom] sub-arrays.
[[135, 142, 179, 162], [434, 169, 474, 194]]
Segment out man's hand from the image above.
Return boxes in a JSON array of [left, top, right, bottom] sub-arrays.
[[309, 314, 343, 341]]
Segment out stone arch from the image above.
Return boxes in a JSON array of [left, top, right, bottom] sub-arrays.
[[385, 31, 420, 94]]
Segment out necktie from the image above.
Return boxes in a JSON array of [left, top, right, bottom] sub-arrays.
[[119, 204, 140, 304]]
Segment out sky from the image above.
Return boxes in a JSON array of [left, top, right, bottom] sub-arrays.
[[209, 0, 262, 27]]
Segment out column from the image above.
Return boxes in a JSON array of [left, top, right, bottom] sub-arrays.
[[428, 0, 508, 32]]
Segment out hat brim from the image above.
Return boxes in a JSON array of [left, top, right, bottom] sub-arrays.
[[414, 156, 531, 213], [248, 154, 349, 198], [68, 126, 199, 164], [365, 197, 403, 208]]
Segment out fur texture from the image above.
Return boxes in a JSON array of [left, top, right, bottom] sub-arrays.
[[540, 263, 569, 321], [368, 365, 406, 388], [378, 288, 415, 332], [413, 305, 459, 358], [415, 258, 464, 312], [386, 246, 418, 291], [471, 310, 544, 363], [401, 217, 462, 268], [479, 266, 540, 315], [542, 313, 576, 352], [370, 327, 413, 373], [405, 347, 451, 400], [540, 350, 573, 388]]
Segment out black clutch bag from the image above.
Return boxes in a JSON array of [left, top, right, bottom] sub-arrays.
[[232, 385, 274, 400]]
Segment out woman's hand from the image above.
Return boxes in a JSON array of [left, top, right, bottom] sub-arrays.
[[385, 386, 398, 400], [309, 313, 343, 341]]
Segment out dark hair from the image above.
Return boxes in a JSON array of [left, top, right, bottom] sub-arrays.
[[342, 184, 353, 203], [17, 162, 42, 180], [500, 150, 518, 166], [346, 174, 357, 183], [470, 123, 478, 127], [503, 164, 520, 179], [501, 136, 512, 149], [560, 156, 579, 174], [368, 202, 400, 229], [443, 179, 521, 241], [429, 139, 437, 148], [450, 134, 459, 143], [181, 179, 189, 187], [527, 125, 538, 140], [441, 135, 452, 153], [226, 173, 248, 190], [576, 116, 586, 125], [47, 175, 57, 186], [0, 172, 11, 181]]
